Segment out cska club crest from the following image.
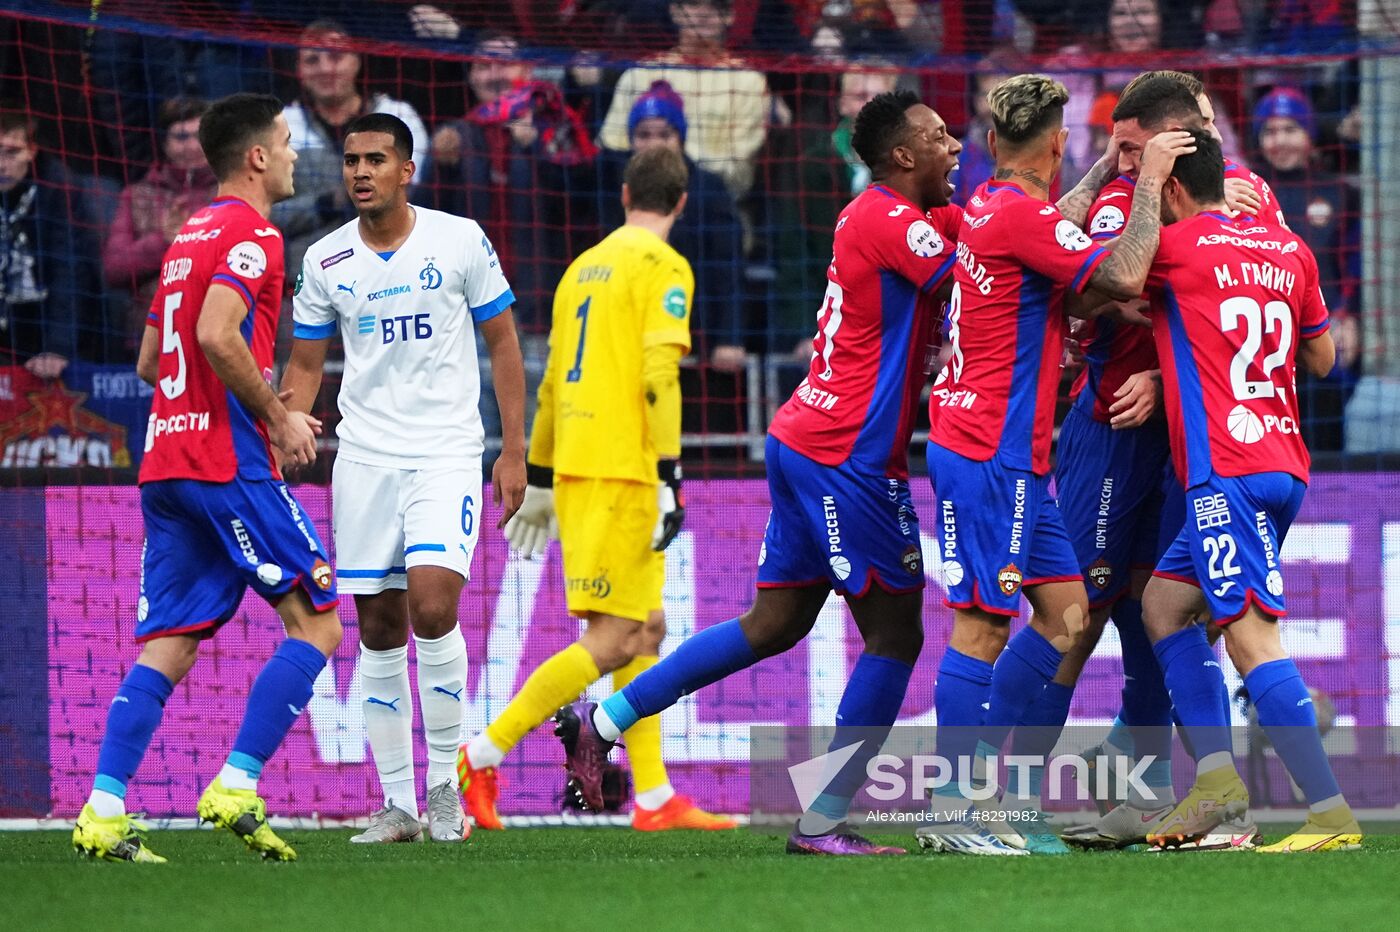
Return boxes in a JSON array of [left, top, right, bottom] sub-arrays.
[[902, 544, 923, 576], [312, 559, 333, 591], [1087, 557, 1113, 591], [997, 563, 1022, 596]]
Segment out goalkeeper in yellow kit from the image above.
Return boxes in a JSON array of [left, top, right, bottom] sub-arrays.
[[457, 146, 735, 832]]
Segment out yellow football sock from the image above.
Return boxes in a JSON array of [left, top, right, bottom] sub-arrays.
[[485, 643, 600, 754], [613, 654, 669, 794]]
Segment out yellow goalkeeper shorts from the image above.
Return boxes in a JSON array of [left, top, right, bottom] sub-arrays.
[[555, 476, 662, 623]]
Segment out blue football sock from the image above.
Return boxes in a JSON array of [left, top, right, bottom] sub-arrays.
[[602, 618, 756, 734], [932, 648, 993, 799], [1113, 598, 1172, 769], [1008, 681, 1073, 802], [1245, 659, 1342, 807], [228, 638, 326, 778], [804, 654, 914, 829], [1104, 715, 1135, 757], [1152, 626, 1231, 761], [980, 627, 1063, 755], [93, 664, 174, 799]]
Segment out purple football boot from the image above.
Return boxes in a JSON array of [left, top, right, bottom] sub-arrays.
[[554, 701, 616, 811], [786, 825, 907, 856]]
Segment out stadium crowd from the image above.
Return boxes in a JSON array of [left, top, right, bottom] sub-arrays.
[[0, 0, 1380, 455]]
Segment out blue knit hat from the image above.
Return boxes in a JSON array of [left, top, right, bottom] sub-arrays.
[[628, 81, 687, 143], [1253, 87, 1315, 141]]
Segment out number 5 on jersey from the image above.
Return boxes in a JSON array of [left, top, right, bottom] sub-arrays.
[[160, 291, 187, 399]]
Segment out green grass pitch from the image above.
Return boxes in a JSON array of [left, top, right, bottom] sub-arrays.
[[6, 827, 1398, 931]]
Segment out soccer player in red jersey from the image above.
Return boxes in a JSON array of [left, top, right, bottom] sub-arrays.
[[919, 73, 1194, 855], [1133, 131, 1360, 853], [73, 95, 341, 864], [558, 91, 962, 855], [1052, 75, 1281, 849]]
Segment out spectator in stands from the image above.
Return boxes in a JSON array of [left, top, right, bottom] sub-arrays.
[[426, 30, 597, 458], [1253, 87, 1360, 452], [597, 81, 745, 369], [0, 110, 100, 379], [598, 1, 774, 199], [772, 68, 896, 359], [102, 98, 217, 359], [426, 30, 597, 336], [274, 20, 429, 276]]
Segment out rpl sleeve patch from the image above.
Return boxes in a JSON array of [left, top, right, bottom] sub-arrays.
[[227, 241, 268, 279], [905, 220, 944, 258]]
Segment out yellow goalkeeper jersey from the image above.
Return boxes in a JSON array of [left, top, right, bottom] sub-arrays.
[[533, 224, 693, 483]]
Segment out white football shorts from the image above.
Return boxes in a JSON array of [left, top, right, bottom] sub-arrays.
[[331, 456, 483, 594]]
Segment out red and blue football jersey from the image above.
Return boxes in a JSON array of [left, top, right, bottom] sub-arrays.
[[1071, 163, 1282, 423], [1072, 175, 1155, 423], [140, 197, 285, 484], [768, 185, 960, 479], [1147, 211, 1329, 487], [929, 181, 1108, 475]]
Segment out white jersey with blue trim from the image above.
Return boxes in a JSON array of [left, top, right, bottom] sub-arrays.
[[293, 205, 514, 468]]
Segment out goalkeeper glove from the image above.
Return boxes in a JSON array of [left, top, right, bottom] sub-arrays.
[[652, 459, 685, 551], [503, 464, 558, 559]]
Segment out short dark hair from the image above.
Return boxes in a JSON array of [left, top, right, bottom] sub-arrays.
[[1112, 75, 1203, 130], [624, 146, 688, 214], [1122, 69, 1204, 101], [345, 113, 414, 161], [158, 96, 208, 133], [0, 109, 36, 143], [198, 93, 284, 181], [1170, 129, 1225, 204], [852, 89, 920, 176]]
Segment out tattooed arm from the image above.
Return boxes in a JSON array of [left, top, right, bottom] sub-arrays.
[[1086, 131, 1197, 300], [1056, 148, 1118, 227]]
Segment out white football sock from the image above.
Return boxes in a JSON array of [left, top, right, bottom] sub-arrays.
[[635, 784, 675, 811], [415, 623, 468, 790], [360, 642, 417, 814], [593, 705, 623, 742], [466, 732, 505, 770], [218, 763, 257, 792], [87, 789, 125, 818]]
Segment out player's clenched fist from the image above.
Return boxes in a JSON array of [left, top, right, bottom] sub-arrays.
[[1138, 130, 1197, 183], [504, 464, 558, 559], [652, 459, 684, 551]]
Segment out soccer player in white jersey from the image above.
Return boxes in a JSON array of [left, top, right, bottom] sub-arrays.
[[283, 113, 527, 843]]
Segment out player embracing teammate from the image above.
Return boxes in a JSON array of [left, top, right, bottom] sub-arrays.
[[916, 74, 1194, 856]]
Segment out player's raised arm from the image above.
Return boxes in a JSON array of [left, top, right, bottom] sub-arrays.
[[196, 282, 320, 466], [1086, 130, 1197, 300], [481, 307, 527, 521], [1055, 134, 1119, 227]]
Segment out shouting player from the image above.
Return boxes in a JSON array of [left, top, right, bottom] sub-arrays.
[[458, 146, 734, 833], [1136, 131, 1360, 853], [539, 90, 963, 855], [918, 74, 1193, 855], [73, 94, 340, 863], [282, 113, 527, 843]]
